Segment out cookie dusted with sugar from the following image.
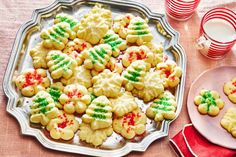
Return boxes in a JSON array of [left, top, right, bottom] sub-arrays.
[[54, 13, 79, 33], [110, 92, 138, 117], [92, 69, 123, 98], [113, 109, 147, 139], [63, 38, 92, 65], [82, 96, 113, 130], [122, 45, 154, 68], [47, 82, 64, 109], [14, 69, 50, 97], [122, 60, 149, 91], [126, 17, 153, 45], [146, 91, 176, 123], [221, 108, 236, 138], [100, 30, 127, 57], [194, 89, 224, 116], [46, 50, 77, 79], [113, 13, 134, 39], [156, 60, 182, 88], [30, 91, 59, 126], [40, 22, 75, 50], [132, 71, 164, 102], [59, 84, 91, 114], [223, 77, 236, 103], [77, 4, 112, 44], [61, 65, 92, 88], [30, 42, 50, 69], [80, 44, 112, 72], [78, 123, 113, 147], [46, 111, 79, 140]]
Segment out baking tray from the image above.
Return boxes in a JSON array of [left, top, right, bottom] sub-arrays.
[[3, 0, 186, 156]]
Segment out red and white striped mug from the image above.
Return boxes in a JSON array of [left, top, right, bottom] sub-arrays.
[[196, 8, 236, 60], [165, 0, 201, 21]]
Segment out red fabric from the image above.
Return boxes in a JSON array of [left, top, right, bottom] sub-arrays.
[[170, 124, 236, 157]]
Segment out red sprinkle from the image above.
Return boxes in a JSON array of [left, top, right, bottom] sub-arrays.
[[122, 112, 136, 128], [124, 23, 129, 28], [232, 81, 236, 87], [23, 70, 43, 88], [81, 43, 87, 49], [67, 89, 83, 98], [127, 51, 147, 63], [231, 89, 236, 94], [164, 70, 171, 78]]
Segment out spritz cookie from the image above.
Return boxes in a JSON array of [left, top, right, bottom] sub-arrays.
[[46, 50, 77, 79], [122, 45, 153, 68], [78, 122, 113, 146], [63, 38, 92, 65], [82, 96, 113, 130], [126, 17, 153, 45], [80, 44, 112, 72], [122, 60, 149, 91], [30, 42, 50, 69], [100, 30, 127, 57], [14, 68, 50, 97], [146, 91, 176, 123], [30, 91, 59, 126], [40, 22, 75, 50], [61, 65, 92, 88], [156, 60, 182, 88], [92, 69, 123, 98], [113, 13, 134, 39], [110, 92, 138, 117], [59, 84, 91, 114], [143, 42, 164, 65], [223, 77, 236, 103], [132, 71, 164, 102], [194, 89, 224, 116], [77, 4, 112, 44], [46, 110, 79, 140], [105, 57, 123, 74], [113, 109, 147, 139], [221, 108, 236, 138]]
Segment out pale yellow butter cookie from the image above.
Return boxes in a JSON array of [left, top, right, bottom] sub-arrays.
[[59, 84, 91, 114], [14, 69, 50, 97], [46, 110, 79, 140], [194, 89, 224, 116], [30, 91, 59, 126], [113, 109, 147, 139], [221, 108, 236, 138], [223, 77, 236, 103]]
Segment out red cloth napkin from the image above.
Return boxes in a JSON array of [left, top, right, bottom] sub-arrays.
[[170, 124, 236, 157]]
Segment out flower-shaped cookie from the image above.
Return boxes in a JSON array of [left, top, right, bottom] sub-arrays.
[[126, 17, 153, 45], [113, 109, 147, 139], [40, 22, 75, 50], [78, 123, 113, 147], [146, 91, 176, 122], [30, 42, 50, 69], [63, 38, 92, 65], [223, 77, 236, 103], [77, 4, 112, 44], [54, 13, 80, 33], [122, 60, 149, 91], [156, 60, 182, 88], [194, 89, 224, 116], [61, 65, 92, 88], [105, 57, 123, 74], [143, 42, 164, 65], [59, 84, 91, 114], [46, 111, 79, 140], [80, 44, 112, 72], [46, 50, 77, 79], [221, 108, 236, 138], [110, 92, 138, 117], [47, 82, 64, 109], [100, 30, 127, 57], [132, 71, 164, 102], [30, 91, 59, 126], [14, 69, 50, 97], [113, 13, 134, 39], [82, 96, 113, 130], [92, 69, 123, 98], [122, 45, 153, 68]]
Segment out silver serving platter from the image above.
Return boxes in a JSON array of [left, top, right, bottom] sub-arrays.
[[3, 0, 186, 156]]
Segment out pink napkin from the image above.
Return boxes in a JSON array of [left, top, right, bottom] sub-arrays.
[[170, 124, 236, 157]]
